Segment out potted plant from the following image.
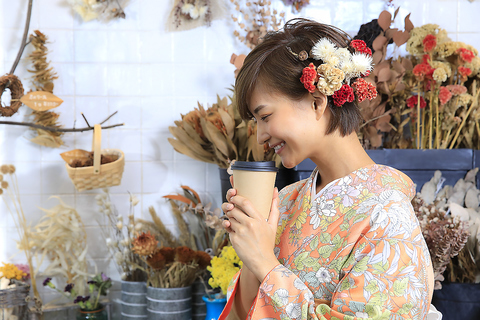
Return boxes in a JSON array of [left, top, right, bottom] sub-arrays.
[[43, 273, 112, 320]]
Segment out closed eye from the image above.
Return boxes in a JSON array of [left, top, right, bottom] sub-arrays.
[[260, 114, 271, 121]]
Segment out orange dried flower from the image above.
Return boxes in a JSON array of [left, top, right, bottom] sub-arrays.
[[132, 232, 158, 256], [175, 246, 196, 264], [158, 247, 175, 264], [195, 250, 212, 269], [146, 249, 166, 270]]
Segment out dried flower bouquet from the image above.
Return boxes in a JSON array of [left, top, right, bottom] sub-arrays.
[[357, 10, 480, 149], [168, 95, 279, 168]]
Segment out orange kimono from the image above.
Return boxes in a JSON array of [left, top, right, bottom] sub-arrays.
[[220, 164, 433, 320]]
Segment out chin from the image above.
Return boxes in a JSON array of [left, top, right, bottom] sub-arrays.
[[280, 157, 299, 169]]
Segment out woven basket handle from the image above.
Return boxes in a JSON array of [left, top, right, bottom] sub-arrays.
[[92, 124, 102, 174]]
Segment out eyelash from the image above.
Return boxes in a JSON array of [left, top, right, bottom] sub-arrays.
[[260, 114, 271, 121]]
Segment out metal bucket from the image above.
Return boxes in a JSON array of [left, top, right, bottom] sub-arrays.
[[191, 281, 207, 320], [120, 281, 147, 319], [146, 286, 192, 320]]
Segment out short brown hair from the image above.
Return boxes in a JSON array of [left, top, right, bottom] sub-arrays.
[[235, 18, 363, 136]]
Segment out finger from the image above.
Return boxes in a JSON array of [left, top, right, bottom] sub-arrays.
[[229, 195, 260, 220], [226, 188, 237, 202], [267, 187, 281, 227], [222, 219, 233, 233]]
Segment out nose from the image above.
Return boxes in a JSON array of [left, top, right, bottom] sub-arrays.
[[256, 122, 270, 145]]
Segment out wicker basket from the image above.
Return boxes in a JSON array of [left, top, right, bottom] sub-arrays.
[[65, 124, 125, 192], [0, 282, 29, 320]]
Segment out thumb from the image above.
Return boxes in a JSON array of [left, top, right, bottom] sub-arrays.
[[268, 187, 281, 228]]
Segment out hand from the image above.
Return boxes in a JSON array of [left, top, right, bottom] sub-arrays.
[[222, 186, 281, 282]]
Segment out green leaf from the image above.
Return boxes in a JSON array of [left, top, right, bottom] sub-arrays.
[[372, 260, 390, 274], [319, 245, 334, 259], [353, 257, 369, 274], [294, 252, 311, 270], [364, 279, 379, 294], [392, 277, 409, 296], [310, 235, 319, 250], [319, 232, 331, 244], [397, 302, 413, 314]]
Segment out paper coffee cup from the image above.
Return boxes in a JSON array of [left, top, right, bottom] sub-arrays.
[[231, 161, 278, 220]]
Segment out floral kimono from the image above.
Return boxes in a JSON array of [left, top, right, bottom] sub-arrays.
[[219, 164, 433, 320]]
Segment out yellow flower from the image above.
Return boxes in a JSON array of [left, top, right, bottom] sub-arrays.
[[207, 246, 242, 295], [0, 263, 26, 280]]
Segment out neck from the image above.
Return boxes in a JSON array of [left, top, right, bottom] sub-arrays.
[[310, 131, 374, 191]]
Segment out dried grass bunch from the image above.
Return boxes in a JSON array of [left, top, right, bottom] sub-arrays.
[[24, 197, 91, 298], [168, 95, 279, 168], [27, 30, 63, 148], [230, 0, 285, 50], [0, 164, 42, 312], [68, 0, 130, 22], [96, 189, 147, 282]]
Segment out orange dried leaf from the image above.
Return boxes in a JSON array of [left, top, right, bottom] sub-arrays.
[[180, 185, 201, 204], [163, 194, 195, 207], [404, 13, 414, 32]]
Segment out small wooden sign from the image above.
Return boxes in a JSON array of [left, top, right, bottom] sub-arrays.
[[20, 91, 63, 111]]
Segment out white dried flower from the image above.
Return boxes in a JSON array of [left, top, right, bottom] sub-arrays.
[[123, 248, 130, 256], [120, 239, 128, 246], [121, 273, 128, 280], [127, 224, 134, 232], [129, 194, 139, 207], [96, 200, 103, 206], [103, 208, 111, 215], [311, 38, 337, 61], [351, 53, 373, 77], [116, 221, 123, 229], [104, 202, 111, 209], [117, 215, 123, 222], [95, 195, 103, 201], [115, 252, 123, 261], [135, 223, 142, 231]]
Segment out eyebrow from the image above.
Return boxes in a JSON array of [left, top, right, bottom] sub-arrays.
[[252, 105, 266, 115]]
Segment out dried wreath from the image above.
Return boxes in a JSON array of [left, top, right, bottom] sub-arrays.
[[291, 39, 377, 107], [0, 74, 24, 117]]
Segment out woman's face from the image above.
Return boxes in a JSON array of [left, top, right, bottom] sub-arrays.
[[248, 82, 328, 169]]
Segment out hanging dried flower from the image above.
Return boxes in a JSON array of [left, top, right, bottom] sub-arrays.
[[27, 30, 63, 148], [68, 0, 129, 22]]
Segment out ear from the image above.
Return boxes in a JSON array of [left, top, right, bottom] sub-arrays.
[[311, 91, 328, 121]]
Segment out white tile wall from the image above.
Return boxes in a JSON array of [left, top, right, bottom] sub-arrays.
[[1, 0, 480, 315]]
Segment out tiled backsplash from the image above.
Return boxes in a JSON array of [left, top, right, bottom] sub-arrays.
[[1, 0, 479, 314]]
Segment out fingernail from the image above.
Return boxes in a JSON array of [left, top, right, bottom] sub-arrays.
[[226, 203, 234, 210]]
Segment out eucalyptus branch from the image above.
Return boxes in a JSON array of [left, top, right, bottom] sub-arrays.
[[9, 0, 34, 75]]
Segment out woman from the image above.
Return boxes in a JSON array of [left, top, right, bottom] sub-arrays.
[[220, 18, 435, 320]]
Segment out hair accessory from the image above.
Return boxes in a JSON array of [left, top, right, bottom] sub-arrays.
[[295, 38, 376, 107], [287, 47, 309, 61]]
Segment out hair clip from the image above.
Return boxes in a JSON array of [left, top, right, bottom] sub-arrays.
[[287, 47, 309, 61]]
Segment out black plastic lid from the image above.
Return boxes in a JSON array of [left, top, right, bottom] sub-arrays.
[[231, 161, 278, 172]]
